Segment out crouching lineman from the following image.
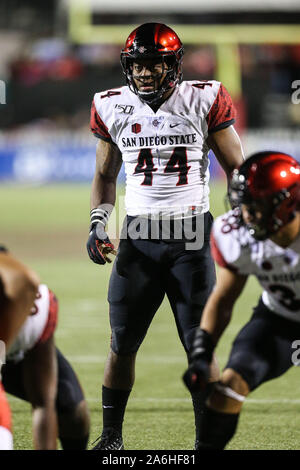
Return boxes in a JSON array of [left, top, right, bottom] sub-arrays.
[[0, 246, 39, 449], [0, 248, 90, 450], [183, 151, 300, 449]]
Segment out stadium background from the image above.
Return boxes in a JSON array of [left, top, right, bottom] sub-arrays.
[[1, 0, 300, 449]]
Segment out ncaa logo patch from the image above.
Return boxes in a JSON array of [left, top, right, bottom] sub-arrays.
[[132, 123, 141, 134]]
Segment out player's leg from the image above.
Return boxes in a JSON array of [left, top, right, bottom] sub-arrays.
[[0, 382, 13, 450], [55, 349, 90, 450], [197, 299, 300, 450], [1, 354, 37, 449], [2, 357, 56, 449], [23, 334, 58, 449], [2, 348, 90, 450], [165, 212, 218, 447], [100, 349, 136, 448], [0, 250, 39, 449], [1, 360, 26, 400], [94, 236, 166, 450]]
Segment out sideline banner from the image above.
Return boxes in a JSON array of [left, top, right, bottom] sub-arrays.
[[0, 130, 299, 183]]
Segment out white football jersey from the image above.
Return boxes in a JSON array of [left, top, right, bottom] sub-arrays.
[[211, 210, 300, 322], [7, 284, 51, 362], [91, 81, 235, 218]]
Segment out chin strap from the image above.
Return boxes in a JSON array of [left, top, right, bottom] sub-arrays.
[[137, 90, 165, 105]]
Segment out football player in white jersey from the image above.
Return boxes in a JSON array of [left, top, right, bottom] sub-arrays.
[[183, 151, 300, 449], [87, 23, 244, 450], [0, 248, 90, 450], [0, 247, 39, 450]]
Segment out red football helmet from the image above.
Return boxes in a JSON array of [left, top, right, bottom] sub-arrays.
[[120, 23, 184, 104], [229, 151, 300, 240]]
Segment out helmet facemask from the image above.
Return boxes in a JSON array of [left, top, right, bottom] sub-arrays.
[[121, 53, 183, 105], [242, 199, 281, 241]]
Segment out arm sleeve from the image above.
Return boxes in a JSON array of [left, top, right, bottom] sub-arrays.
[[206, 83, 236, 134], [90, 99, 112, 143], [36, 290, 58, 345]]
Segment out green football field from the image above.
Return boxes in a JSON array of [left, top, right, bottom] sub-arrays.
[[1, 181, 300, 450]]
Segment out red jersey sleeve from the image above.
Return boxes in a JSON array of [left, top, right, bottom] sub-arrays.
[[37, 290, 58, 345], [90, 99, 112, 142], [210, 231, 237, 272], [206, 83, 236, 134]]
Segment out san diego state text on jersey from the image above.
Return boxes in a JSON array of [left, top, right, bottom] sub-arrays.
[[121, 133, 197, 148]]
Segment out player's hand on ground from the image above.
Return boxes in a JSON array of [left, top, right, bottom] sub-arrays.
[[183, 328, 214, 393], [87, 223, 116, 265]]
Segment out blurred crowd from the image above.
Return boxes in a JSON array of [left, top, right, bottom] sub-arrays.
[[0, 1, 299, 133]]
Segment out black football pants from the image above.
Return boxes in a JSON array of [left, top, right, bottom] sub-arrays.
[[108, 212, 216, 355]]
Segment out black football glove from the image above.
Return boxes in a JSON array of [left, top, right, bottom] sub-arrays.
[[87, 206, 116, 265], [87, 222, 116, 265], [182, 328, 215, 393]]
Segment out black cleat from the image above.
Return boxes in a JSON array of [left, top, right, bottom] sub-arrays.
[[194, 439, 215, 450], [91, 429, 124, 450]]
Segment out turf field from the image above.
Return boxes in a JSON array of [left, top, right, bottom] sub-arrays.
[[1, 181, 300, 450]]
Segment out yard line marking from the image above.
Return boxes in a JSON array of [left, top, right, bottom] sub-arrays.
[[85, 397, 300, 404], [8, 395, 300, 405], [67, 355, 107, 363], [63, 354, 243, 364], [67, 355, 187, 364]]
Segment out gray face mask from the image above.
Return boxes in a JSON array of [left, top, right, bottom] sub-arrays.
[[132, 70, 165, 104], [243, 200, 288, 241], [121, 54, 182, 106]]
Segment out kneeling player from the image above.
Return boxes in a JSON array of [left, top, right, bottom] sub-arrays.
[[1, 251, 90, 450], [183, 151, 300, 449], [0, 246, 39, 449]]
